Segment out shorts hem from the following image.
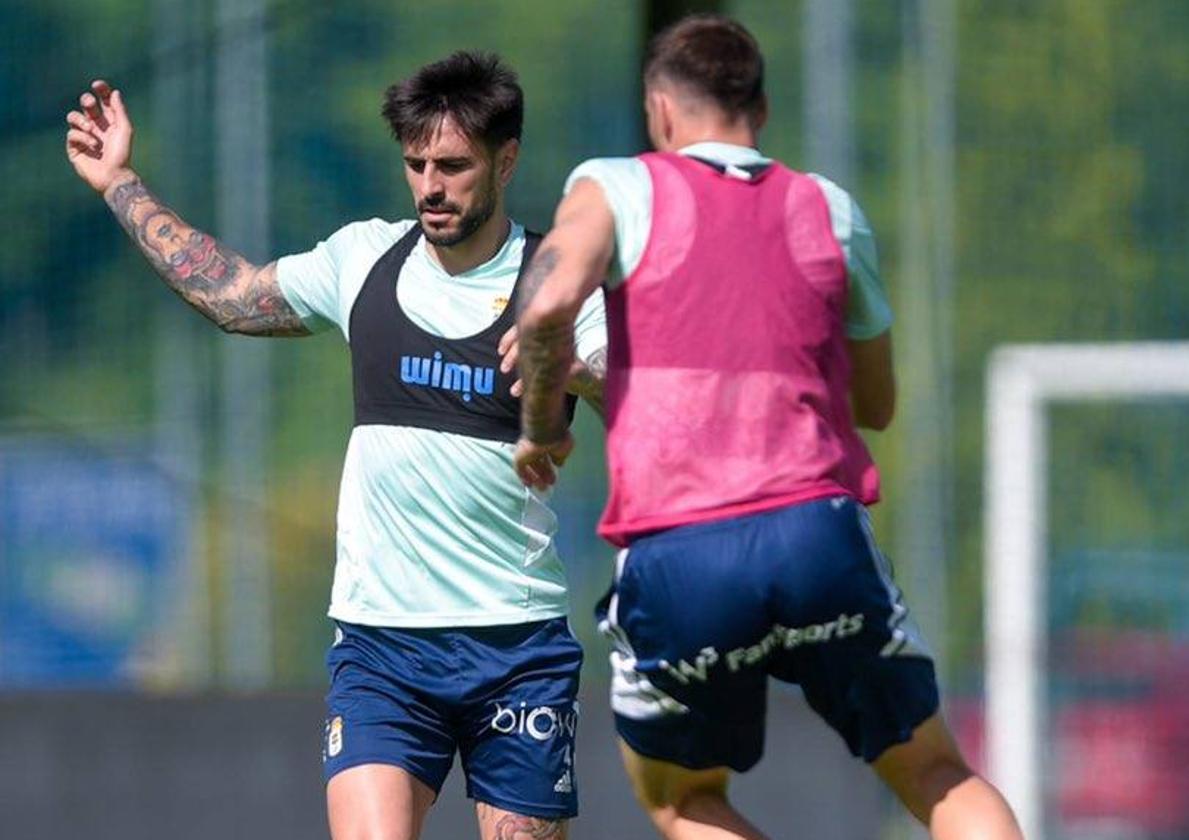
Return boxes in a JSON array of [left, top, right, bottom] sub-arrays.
[[615, 718, 759, 774], [323, 755, 444, 796], [860, 695, 941, 764], [470, 792, 577, 821]]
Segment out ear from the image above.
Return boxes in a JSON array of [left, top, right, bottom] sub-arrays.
[[495, 138, 519, 186], [645, 88, 674, 151], [751, 94, 769, 134]]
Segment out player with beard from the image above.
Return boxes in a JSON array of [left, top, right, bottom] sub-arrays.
[[65, 53, 605, 840]]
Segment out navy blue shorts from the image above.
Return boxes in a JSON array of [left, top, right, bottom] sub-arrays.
[[323, 617, 582, 819], [596, 496, 938, 772]]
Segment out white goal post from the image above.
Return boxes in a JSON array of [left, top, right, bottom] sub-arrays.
[[984, 341, 1189, 840]]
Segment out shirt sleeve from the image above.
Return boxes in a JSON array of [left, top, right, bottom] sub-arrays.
[[275, 231, 347, 335], [573, 286, 608, 366], [276, 219, 414, 335], [808, 175, 894, 340], [564, 157, 652, 290]]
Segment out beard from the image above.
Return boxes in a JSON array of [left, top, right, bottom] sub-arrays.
[[420, 176, 498, 248]]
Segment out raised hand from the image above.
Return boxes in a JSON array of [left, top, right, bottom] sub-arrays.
[[499, 324, 606, 417], [498, 324, 527, 397], [63, 79, 308, 337], [65, 80, 134, 194]]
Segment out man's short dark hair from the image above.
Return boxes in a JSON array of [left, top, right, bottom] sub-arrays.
[[382, 51, 523, 151], [644, 14, 765, 122]]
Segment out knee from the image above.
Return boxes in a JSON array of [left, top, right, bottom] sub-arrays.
[[884, 749, 976, 821], [623, 761, 732, 832], [886, 753, 1024, 839], [642, 786, 732, 838], [912, 754, 975, 800], [617, 741, 736, 838], [873, 715, 976, 819]]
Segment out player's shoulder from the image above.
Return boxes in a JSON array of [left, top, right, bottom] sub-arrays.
[[565, 156, 649, 195], [805, 173, 874, 234], [805, 172, 854, 206], [326, 217, 417, 250], [571, 155, 646, 174]]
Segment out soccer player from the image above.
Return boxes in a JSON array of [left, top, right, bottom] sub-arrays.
[[513, 15, 1023, 840], [65, 53, 605, 840]]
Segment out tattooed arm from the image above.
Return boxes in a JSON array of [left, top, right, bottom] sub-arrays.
[[65, 79, 307, 336], [105, 174, 306, 335], [516, 244, 576, 446], [513, 179, 615, 489]]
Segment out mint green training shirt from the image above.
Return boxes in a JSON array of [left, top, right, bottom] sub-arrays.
[[277, 219, 607, 628]]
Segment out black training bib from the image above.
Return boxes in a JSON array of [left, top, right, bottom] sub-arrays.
[[348, 225, 574, 443]]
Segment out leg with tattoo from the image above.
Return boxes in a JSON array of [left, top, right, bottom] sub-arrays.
[[476, 802, 567, 840]]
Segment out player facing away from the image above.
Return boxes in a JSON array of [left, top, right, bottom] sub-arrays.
[[65, 53, 607, 840], [513, 15, 1024, 840]]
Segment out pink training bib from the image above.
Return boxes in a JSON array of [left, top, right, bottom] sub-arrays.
[[597, 152, 880, 547]]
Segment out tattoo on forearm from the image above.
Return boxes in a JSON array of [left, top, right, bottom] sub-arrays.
[[478, 804, 566, 839], [516, 246, 560, 318], [521, 319, 575, 443], [517, 245, 576, 441], [105, 176, 308, 336]]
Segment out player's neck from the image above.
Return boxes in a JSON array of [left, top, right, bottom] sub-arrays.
[[665, 120, 757, 153], [427, 212, 511, 276]]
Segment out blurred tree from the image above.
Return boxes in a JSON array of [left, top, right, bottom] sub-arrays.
[[946, 0, 1189, 677]]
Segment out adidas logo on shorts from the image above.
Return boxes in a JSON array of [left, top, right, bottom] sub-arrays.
[[553, 770, 573, 794]]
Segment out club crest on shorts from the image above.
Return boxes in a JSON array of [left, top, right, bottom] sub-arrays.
[[326, 715, 344, 758]]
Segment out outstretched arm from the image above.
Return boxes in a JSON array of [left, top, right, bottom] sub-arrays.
[[513, 178, 615, 488], [65, 80, 307, 337], [103, 175, 305, 335]]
